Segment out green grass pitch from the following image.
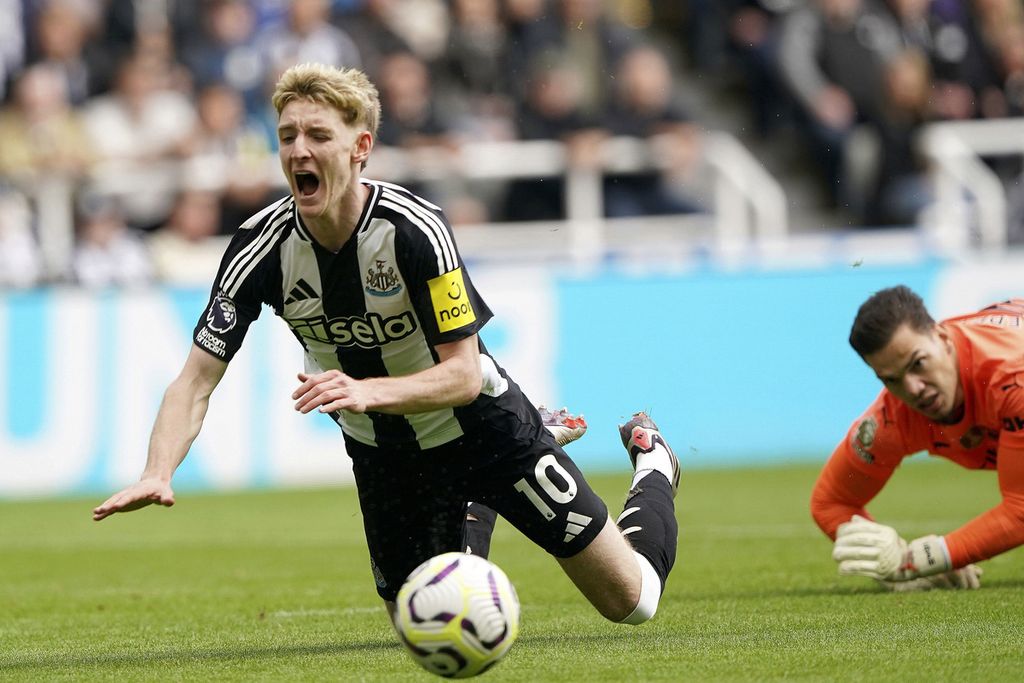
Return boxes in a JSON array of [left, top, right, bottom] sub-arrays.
[[2, 459, 1023, 682]]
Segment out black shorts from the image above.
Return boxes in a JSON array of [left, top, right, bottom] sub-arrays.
[[345, 423, 608, 601]]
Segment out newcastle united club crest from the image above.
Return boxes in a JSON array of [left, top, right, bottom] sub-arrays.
[[365, 259, 402, 297]]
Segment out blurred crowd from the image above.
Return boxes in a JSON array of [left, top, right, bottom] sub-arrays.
[[716, 0, 1024, 228], [0, 0, 1021, 288]]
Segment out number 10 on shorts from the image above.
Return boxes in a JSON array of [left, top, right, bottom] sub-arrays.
[[513, 454, 578, 520]]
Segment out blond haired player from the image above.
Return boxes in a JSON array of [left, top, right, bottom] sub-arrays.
[[93, 63, 680, 625], [812, 286, 1024, 590]]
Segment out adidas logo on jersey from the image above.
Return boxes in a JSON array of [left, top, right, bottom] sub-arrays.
[[285, 279, 319, 305]]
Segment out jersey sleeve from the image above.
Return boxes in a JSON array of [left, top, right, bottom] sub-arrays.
[[943, 374, 1024, 566], [809, 391, 915, 538], [192, 223, 278, 362], [395, 202, 493, 346]]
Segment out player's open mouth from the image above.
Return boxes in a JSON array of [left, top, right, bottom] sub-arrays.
[[295, 171, 320, 197], [918, 395, 937, 411]]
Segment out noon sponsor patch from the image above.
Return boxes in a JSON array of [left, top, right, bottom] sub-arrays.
[[428, 267, 476, 332]]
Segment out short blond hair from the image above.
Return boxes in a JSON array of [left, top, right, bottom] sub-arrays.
[[272, 63, 381, 138]]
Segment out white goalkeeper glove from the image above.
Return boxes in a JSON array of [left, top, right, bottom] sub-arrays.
[[878, 564, 983, 592], [832, 515, 952, 582]]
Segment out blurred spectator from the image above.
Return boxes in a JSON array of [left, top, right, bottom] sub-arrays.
[[373, 51, 487, 220], [71, 194, 153, 287], [181, 83, 277, 234], [378, 0, 451, 62], [26, 0, 113, 104], [148, 190, 225, 284], [180, 0, 265, 115], [81, 52, 197, 232], [776, 0, 902, 215], [882, 0, 994, 121], [0, 64, 94, 186], [259, 0, 363, 72], [602, 45, 704, 218], [376, 51, 453, 148], [979, 22, 1024, 118], [683, 0, 732, 73], [504, 0, 548, 82], [0, 187, 42, 288], [516, 0, 638, 119], [336, 0, 414, 78], [436, 0, 518, 141], [726, 1, 799, 138], [501, 56, 602, 221], [0, 0, 25, 101], [441, 0, 509, 100], [865, 48, 934, 226]]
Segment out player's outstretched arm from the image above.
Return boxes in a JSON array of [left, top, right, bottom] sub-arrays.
[[810, 448, 891, 539], [92, 345, 228, 521], [941, 437, 1024, 567]]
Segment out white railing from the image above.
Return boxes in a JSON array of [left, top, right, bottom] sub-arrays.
[[370, 133, 790, 267], [919, 118, 1024, 251], [14, 132, 787, 278]]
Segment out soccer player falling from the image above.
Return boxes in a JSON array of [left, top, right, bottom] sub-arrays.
[[812, 286, 1024, 591], [92, 63, 680, 626]]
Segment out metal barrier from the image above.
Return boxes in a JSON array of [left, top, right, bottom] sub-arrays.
[[16, 132, 788, 278], [919, 117, 1024, 251]]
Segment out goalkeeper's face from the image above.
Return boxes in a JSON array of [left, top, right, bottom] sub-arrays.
[[865, 323, 963, 423]]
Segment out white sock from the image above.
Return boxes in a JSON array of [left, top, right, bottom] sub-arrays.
[[619, 551, 662, 625], [630, 443, 675, 489]]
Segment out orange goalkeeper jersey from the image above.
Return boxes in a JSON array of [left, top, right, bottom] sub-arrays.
[[811, 299, 1024, 567]]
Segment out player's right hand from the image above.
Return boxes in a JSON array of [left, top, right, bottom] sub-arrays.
[[92, 478, 175, 521], [833, 515, 953, 582]]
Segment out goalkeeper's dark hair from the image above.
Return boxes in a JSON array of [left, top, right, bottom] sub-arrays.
[[849, 285, 935, 358]]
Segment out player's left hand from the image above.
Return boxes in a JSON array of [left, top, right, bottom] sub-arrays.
[[292, 370, 368, 414], [832, 515, 952, 582]]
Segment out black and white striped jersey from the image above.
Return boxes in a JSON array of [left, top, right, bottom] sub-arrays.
[[193, 179, 531, 451]]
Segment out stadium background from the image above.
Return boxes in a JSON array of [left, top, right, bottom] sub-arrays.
[[1, 0, 1023, 498]]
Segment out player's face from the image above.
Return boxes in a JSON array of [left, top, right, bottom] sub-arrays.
[[864, 323, 964, 423], [277, 98, 371, 224]]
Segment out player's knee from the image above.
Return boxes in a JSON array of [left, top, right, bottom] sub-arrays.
[[616, 552, 662, 626], [592, 590, 642, 623]]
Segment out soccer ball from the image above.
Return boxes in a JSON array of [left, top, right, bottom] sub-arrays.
[[395, 552, 520, 678]]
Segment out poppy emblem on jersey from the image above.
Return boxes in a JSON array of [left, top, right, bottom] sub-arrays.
[[428, 268, 476, 333], [207, 292, 238, 333], [364, 259, 402, 297], [959, 425, 987, 449], [852, 416, 877, 464]]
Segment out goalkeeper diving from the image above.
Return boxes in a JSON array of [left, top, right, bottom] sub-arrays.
[[811, 287, 1024, 591]]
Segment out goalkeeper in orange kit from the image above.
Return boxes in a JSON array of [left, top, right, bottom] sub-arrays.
[[811, 286, 1024, 591]]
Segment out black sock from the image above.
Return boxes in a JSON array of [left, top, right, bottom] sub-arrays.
[[617, 473, 677, 591], [461, 502, 498, 558]]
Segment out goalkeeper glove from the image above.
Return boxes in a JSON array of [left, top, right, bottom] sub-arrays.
[[878, 564, 983, 592], [832, 515, 952, 582]]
